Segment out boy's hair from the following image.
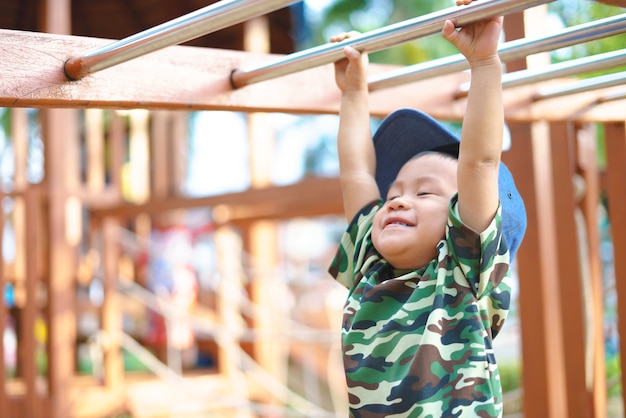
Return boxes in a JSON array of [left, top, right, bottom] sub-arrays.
[[373, 108, 527, 260]]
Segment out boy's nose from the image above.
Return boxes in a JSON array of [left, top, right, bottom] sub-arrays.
[[388, 196, 409, 210]]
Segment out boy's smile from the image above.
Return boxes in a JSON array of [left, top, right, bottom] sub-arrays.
[[372, 153, 458, 270], [382, 215, 415, 228]]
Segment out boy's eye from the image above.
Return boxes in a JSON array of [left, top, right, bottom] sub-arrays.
[[417, 191, 431, 196]]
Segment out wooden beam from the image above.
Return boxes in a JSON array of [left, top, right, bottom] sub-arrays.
[[3, 29, 625, 122], [0, 28, 456, 117], [90, 176, 344, 222]]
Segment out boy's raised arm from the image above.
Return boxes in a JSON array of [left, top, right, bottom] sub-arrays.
[[332, 34, 380, 222], [442, 13, 504, 235]]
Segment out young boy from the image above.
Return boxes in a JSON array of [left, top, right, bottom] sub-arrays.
[[328, 1, 527, 417]]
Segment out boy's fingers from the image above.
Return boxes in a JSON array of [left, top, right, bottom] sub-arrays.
[[330, 30, 362, 43], [344, 46, 361, 60], [441, 19, 458, 41]]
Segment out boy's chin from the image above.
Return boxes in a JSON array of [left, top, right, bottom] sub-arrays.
[[375, 245, 432, 271]]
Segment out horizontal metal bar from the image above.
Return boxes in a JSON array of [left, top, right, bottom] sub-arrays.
[[64, 0, 296, 80], [369, 13, 626, 91], [598, 90, 626, 103], [456, 48, 626, 95], [501, 48, 626, 88], [230, 0, 555, 88], [534, 71, 626, 100]]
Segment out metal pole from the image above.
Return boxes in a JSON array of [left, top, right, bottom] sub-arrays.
[[230, 0, 555, 88], [534, 71, 626, 100], [455, 48, 626, 95], [64, 0, 297, 80], [369, 13, 626, 91], [501, 49, 626, 89]]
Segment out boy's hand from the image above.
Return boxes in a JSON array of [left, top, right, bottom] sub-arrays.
[[441, 15, 503, 65], [330, 32, 369, 94]]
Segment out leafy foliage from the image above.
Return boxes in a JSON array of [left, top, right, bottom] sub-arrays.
[[547, 0, 626, 72], [310, 0, 625, 68], [313, 0, 461, 65]]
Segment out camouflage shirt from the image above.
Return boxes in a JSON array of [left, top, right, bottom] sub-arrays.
[[328, 195, 511, 418]]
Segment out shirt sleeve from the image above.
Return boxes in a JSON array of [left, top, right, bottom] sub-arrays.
[[328, 200, 381, 289], [447, 195, 510, 300]]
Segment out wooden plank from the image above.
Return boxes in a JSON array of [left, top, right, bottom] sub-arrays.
[[2, 29, 625, 122], [170, 112, 188, 192], [0, 29, 624, 121], [150, 111, 171, 199], [504, 81, 626, 124], [0, 192, 6, 418], [42, 5, 78, 415], [102, 218, 124, 390], [603, 121, 626, 413], [22, 189, 40, 417], [85, 109, 105, 192], [125, 110, 150, 204], [90, 176, 344, 222], [41, 106, 79, 418], [549, 121, 590, 417], [11, 110, 27, 285], [576, 123, 607, 418], [504, 121, 568, 417], [0, 28, 453, 117], [108, 110, 126, 196]]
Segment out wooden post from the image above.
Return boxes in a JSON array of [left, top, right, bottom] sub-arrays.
[[40, 0, 79, 416], [102, 217, 124, 389], [124, 110, 151, 204], [41, 106, 80, 418], [603, 121, 626, 411], [85, 109, 105, 193], [108, 111, 126, 196], [576, 123, 607, 418], [0, 187, 6, 418], [11, 109, 27, 303], [244, 15, 289, 414], [214, 225, 251, 413], [23, 188, 42, 417], [170, 112, 189, 193], [151, 112, 171, 199], [549, 121, 591, 417], [504, 121, 568, 417]]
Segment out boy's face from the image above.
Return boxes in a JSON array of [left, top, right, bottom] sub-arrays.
[[372, 153, 458, 270]]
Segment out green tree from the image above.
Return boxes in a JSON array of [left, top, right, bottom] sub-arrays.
[[313, 0, 459, 65], [548, 0, 626, 77], [311, 0, 625, 70]]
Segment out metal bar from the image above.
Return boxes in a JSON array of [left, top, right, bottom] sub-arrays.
[[64, 0, 297, 80], [501, 48, 626, 89], [534, 71, 626, 100], [598, 89, 626, 103], [230, 0, 555, 88], [369, 13, 626, 91], [455, 48, 626, 95]]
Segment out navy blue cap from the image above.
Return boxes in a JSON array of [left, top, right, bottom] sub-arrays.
[[373, 108, 527, 261]]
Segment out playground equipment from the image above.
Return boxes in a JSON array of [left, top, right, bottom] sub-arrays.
[[1, 0, 626, 417]]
